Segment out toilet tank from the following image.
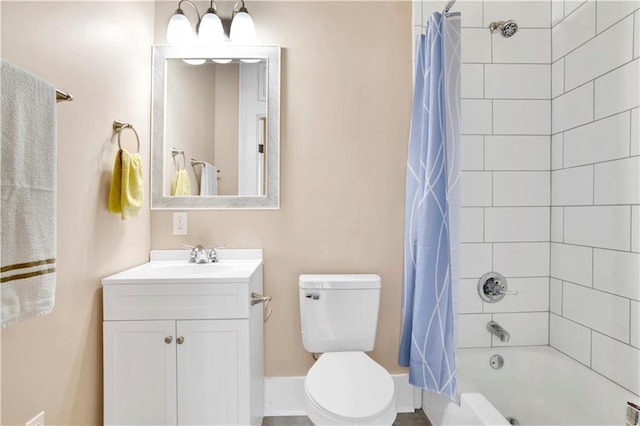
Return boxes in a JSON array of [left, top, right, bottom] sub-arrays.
[[299, 274, 381, 353]]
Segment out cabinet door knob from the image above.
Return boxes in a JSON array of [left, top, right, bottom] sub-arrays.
[[164, 336, 173, 344], [176, 336, 184, 344]]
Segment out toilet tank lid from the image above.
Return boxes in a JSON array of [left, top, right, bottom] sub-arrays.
[[299, 274, 381, 289]]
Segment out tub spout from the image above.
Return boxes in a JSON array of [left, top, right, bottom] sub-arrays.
[[487, 321, 510, 342]]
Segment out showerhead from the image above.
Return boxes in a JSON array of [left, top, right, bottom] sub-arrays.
[[489, 20, 518, 38]]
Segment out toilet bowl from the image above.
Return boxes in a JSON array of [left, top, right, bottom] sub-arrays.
[[303, 352, 396, 425]]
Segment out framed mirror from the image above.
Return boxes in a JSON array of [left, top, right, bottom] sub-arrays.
[[151, 45, 280, 209]]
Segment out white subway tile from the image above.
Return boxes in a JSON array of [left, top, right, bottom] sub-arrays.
[[485, 136, 550, 171], [631, 300, 639, 348], [552, 133, 563, 170], [449, 0, 484, 28], [592, 332, 640, 394], [551, 166, 594, 206], [550, 278, 563, 314], [551, 207, 564, 242], [484, 277, 549, 313], [633, 206, 639, 252], [553, 0, 596, 62], [460, 278, 483, 314], [494, 243, 550, 277], [461, 243, 492, 279], [461, 63, 484, 99], [563, 111, 631, 167], [551, 242, 593, 285], [632, 108, 639, 156], [564, 206, 631, 251], [461, 171, 492, 206], [461, 99, 492, 134], [458, 313, 492, 348], [552, 83, 594, 133], [565, 16, 634, 90], [493, 172, 550, 206], [461, 28, 492, 62], [552, 0, 565, 26], [594, 157, 640, 205], [565, 0, 588, 16], [494, 100, 551, 135], [492, 312, 548, 346], [484, 1, 551, 28], [563, 282, 630, 341], [485, 207, 550, 242], [635, 10, 640, 58], [461, 208, 484, 243], [493, 29, 551, 64], [595, 58, 640, 119], [596, 0, 640, 33], [593, 249, 640, 300], [414, 1, 423, 26], [461, 135, 484, 171], [549, 313, 592, 365], [552, 59, 565, 98], [485, 64, 550, 100]]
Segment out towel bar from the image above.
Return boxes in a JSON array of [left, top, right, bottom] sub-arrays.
[[112, 120, 140, 153]]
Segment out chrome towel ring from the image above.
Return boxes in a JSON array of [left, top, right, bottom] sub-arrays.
[[112, 120, 140, 153]]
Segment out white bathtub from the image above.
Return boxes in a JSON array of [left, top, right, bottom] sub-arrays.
[[423, 346, 640, 425]]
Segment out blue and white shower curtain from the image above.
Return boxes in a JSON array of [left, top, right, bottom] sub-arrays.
[[399, 11, 461, 402]]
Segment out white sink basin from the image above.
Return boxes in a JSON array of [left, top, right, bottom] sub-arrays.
[[101, 249, 263, 284]]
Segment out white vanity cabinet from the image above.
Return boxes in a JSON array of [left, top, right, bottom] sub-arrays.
[[102, 250, 264, 426]]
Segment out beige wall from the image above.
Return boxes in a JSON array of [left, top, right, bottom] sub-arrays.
[[151, 1, 413, 376], [213, 63, 240, 195], [1, 2, 153, 425]]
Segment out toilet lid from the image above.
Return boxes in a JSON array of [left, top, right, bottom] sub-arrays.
[[305, 352, 395, 421]]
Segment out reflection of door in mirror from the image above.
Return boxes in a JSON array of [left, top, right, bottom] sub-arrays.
[[165, 60, 239, 196], [238, 62, 267, 196]]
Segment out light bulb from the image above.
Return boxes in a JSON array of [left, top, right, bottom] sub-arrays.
[[230, 11, 255, 43], [167, 12, 195, 45], [198, 11, 225, 44]]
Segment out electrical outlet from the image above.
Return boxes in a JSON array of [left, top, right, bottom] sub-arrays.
[[173, 212, 188, 235], [25, 411, 44, 426]]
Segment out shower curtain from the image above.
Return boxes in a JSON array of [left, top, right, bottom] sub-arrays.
[[399, 11, 461, 402]]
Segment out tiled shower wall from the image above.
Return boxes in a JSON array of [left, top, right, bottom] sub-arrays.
[[549, 0, 639, 396], [415, 0, 553, 348], [413, 0, 639, 396]]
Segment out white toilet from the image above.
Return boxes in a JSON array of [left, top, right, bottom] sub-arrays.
[[299, 274, 396, 425]]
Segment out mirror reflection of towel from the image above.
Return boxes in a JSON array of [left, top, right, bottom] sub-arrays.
[[171, 169, 191, 196], [200, 162, 218, 196]]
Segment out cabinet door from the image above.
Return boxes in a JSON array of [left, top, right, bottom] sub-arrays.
[[176, 319, 249, 425], [104, 321, 177, 425]]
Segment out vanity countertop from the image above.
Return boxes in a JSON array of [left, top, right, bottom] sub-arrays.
[[102, 249, 263, 285]]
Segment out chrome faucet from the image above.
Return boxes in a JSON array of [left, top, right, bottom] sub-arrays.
[[487, 321, 510, 342], [183, 244, 225, 263]]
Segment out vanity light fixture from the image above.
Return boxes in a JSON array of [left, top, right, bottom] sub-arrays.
[[166, 0, 255, 47]]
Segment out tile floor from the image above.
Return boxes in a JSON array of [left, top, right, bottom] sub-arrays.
[[262, 410, 432, 425]]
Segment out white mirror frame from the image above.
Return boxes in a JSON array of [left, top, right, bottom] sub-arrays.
[[151, 45, 280, 209]]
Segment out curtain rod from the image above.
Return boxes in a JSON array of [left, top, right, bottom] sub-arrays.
[[56, 89, 73, 102]]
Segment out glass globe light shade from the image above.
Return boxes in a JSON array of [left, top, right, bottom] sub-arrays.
[[167, 12, 195, 45], [230, 11, 255, 43], [198, 12, 225, 44], [183, 59, 206, 65], [212, 59, 233, 64]]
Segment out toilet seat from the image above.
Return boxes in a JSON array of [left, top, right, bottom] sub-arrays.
[[304, 351, 395, 424]]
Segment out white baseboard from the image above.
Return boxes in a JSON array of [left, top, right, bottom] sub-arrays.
[[264, 374, 421, 417]]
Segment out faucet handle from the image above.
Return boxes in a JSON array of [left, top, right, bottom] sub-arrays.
[[494, 281, 519, 296], [207, 244, 225, 263]]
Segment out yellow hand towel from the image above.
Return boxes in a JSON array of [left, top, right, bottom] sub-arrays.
[[171, 169, 191, 196], [108, 149, 143, 219]]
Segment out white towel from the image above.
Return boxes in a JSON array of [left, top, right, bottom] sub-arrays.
[[1, 61, 57, 327], [200, 162, 218, 196]]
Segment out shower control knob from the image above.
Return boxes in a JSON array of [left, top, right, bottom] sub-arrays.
[[164, 336, 173, 344]]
